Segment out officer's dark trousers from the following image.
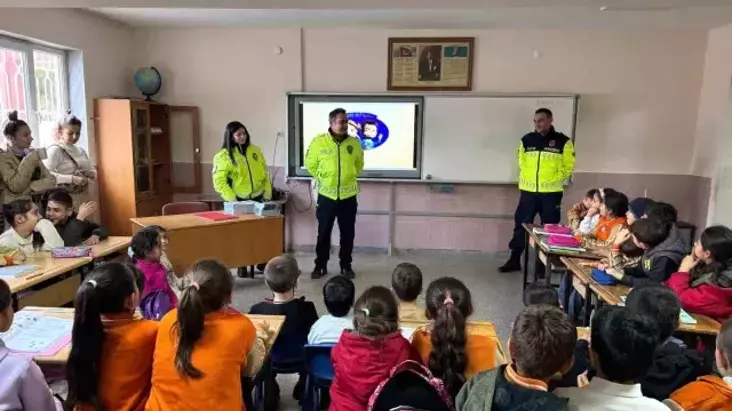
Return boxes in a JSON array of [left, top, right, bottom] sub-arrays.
[[508, 191, 564, 253], [315, 194, 358, 269]]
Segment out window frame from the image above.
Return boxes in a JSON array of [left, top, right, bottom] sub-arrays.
[[0, 35, 69, 148]]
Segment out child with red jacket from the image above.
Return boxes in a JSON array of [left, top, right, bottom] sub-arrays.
[[329, 285, 420, 411], [667, 225, 732, 323]]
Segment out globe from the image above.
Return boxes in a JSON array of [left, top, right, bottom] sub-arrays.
[[134, 67, 162, 101]]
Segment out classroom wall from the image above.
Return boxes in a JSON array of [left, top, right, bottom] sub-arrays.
[[132, 27, 712, 253]]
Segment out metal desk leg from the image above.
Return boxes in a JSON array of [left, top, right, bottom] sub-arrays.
[[545, 255, 553, 285], [583, 288, 593, 326], [561, 271, 571, 311], [533, 246, 542, 284], [522, 230, 530, 289]]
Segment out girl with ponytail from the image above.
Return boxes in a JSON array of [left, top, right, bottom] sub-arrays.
[[145, 259, 260, 411], [66, 262, 158, 411], [412, 277, 505, 399]]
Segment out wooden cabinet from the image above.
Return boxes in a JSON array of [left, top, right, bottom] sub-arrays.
[[95, 99, 191, 235]]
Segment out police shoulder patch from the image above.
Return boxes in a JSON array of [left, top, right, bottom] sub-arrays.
[[252, 152, 259, 161], [347, 145, 354, 155]]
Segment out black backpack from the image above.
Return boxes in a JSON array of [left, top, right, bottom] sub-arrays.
[[368, 360, 453, 411]]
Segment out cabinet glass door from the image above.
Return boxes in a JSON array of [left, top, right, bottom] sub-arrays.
[[132, 105, 151, 193]]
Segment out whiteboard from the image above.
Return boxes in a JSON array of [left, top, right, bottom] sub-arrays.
[[421, 95, 578, 183]]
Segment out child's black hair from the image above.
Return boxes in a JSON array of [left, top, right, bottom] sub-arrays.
[[263, 255, 300, 294], [691, 225, 732, 287], [47, 189, 74, 209], [625, 284, 680, 341], [353, 285, 399, 338], [2, 110, 28, 138], [424, 277, 473, 398], [144, 225, 167, 235], [510, 305, 576, 380], [603, 190, 629, 218], [130, 229, 160, 262], [646, 202, 678, 227], [391, 262, 423, 302], [174, 259, 234, 379], [630, 217, 669, 248], [585, 188, 601, 200], [3, 200, 43, 250], [620, 239, 644, 258], [591, 306, 659, 382], [523, 282, 560, 307], [322, 275, 355, 317], [66, 263, 139, 411], [0, 278, 10, 313]]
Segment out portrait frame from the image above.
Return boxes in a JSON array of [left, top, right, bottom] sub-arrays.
[[387, 37, 475, 91]]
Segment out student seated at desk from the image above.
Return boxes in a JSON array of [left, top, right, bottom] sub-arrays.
[[554, 306, 668, 411], [392, 262, 427, 321], [606, 197, 656, 271], [576, 188, 609, 235], [411, 277, 504, 399], [456, 306, 576, 411], [308, 275, 355, 345], [567, 188, 599, 231], [146, 260, 258, 411], [607, 217, 686, 286], [523, 281, 560, 307], [142, 225, 190, 300], [45, 190, 107, 246], [66, 263, 158, 411], [576, 189, 629, 251], [0, 279, 62, 411], [0, 200, 64, 253], [647, 202, 688, 250], [625, 285, 709, 401], [666, 318, 732, 411], [130, 229, 177, 319], [667, 225, 732, 323]]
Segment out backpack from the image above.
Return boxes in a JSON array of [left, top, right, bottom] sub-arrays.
[[368, 360, 454, 411], [140, 289, 173, 321]]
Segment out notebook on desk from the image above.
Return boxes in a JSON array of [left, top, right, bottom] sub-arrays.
[[194, 211, 239, 221]]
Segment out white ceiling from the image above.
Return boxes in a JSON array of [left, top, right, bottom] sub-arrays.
[[87, 6, 732, 29]]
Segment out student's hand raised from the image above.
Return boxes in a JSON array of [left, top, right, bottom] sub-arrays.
[[77, 202, 98, 221], [678, 254, 700, 273], [586, 207, 599, 217]]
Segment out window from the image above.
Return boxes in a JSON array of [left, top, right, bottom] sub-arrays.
[[0, 36, 68, 148]]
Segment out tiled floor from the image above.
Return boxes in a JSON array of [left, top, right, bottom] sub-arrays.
[[233, 251, 525, 411]]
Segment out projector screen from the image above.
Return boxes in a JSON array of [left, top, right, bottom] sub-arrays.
[[288, 94, 424, 179]]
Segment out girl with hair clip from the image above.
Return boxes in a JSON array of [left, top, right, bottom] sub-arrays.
[[146, 259, 268, 411], [130, 228, 177, 319], [329, 285, 421, 411], [412, 277, 505, 399], [143, 225, 190, 299], [576, 188, 610, 235], [0, 278, 61, 411], [66, 263, 158, 411], [43, 111, 95, 208], [0, 200, 64, 253], [667, 225, 732, 322], [212, 121, 272, 203], [0, 111, 56, 203]]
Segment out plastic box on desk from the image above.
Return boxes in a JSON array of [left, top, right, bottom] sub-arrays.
[[52, 247, 92, 258], [254, 201, 282, 217], [224, 201, 256, 215]]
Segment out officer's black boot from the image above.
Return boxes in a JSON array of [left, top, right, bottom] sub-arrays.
[[498, 250, 522, 273]]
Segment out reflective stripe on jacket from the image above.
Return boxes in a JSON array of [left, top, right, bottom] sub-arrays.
[[517, 128, 575, 193], [305, 133, 364, 200]]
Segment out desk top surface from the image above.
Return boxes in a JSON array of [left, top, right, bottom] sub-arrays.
[[523, 223, 603, 260], [131, 213, 283, 231], [91, 236, 131, 258], [20, 307, 285, 364], [562, 257, 721, 335]]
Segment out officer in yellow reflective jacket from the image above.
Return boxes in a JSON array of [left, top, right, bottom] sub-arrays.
[[212, 121, 272, 203], [499, 108, 576, 273], [305, 108, 364, 280]]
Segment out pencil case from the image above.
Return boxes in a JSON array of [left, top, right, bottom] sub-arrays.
[[52, 247, 92, 258], [547, 235, 581, 248], [544, 224, 573, 234]]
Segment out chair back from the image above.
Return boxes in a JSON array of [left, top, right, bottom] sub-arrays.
[[304, 344, 335, 382], [162, 201, 210, 216]]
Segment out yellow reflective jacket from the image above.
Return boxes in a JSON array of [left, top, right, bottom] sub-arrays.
[[305, 132, 364, 200], [212, 144, 272, 202], [518, 129, 576, 193]]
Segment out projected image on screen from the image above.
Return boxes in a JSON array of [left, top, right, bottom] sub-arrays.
[[301, 102, 417, 171]]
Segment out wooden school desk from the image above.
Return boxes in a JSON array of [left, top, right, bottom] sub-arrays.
[[5, 254, 90, 309], [522, 223, 603, 288], [90, 236, 132, 259], [19, 307, 285, 365], [130, 213, 284, 274], [561, 257, 721, 335], [400, 319, 509, 363]]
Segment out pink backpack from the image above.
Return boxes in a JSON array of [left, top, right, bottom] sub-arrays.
[[368, 360, 454, 411]]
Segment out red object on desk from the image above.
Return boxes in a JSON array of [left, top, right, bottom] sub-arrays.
[[194, 211, 238, 221]]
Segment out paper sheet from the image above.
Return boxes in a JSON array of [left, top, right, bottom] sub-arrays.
[[0, 265, 37, 278], [0, 311, 72, 354], [400, 327, 416, 341]]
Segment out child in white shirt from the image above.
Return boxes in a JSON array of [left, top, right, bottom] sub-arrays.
[[308, 276, 355, 344], [0, 200, 64, 254], [554, 305, 668, 411]]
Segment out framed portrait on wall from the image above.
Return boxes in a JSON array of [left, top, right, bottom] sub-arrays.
[[387, 37, 475, 91]]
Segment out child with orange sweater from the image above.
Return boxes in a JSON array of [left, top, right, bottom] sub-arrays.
[[145, 260, 260, 411], [576, 189, 629, 251], [411, 277, 506, 399], [66, 262, 158, 411], [665, 317, 732, 411]]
